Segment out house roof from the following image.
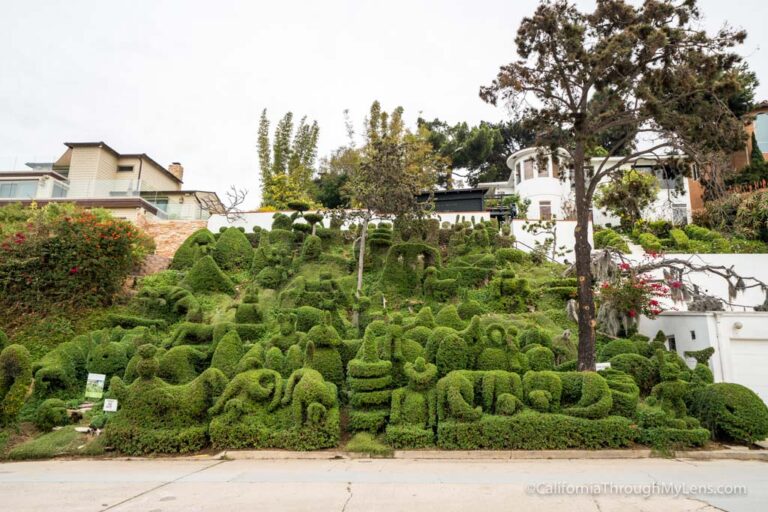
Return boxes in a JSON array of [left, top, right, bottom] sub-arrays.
[[0, 170, 68, 181], [63, 141, 183, 184]]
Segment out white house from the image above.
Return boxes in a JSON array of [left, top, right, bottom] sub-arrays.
[[640, 312, 768, 404], [478, 147, 701, 226]]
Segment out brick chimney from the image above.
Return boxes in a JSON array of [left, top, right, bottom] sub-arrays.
[[168, 162, 184, 182]]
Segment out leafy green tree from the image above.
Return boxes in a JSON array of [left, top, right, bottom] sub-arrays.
[[481, 0, 750, 371], [418, 119, 535, 186], [346, 101, 440, 323], [257, 109, 320, 208], [594, 169, 660, 230]]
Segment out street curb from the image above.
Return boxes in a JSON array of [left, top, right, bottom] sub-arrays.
[[218, 448, 768, 462]]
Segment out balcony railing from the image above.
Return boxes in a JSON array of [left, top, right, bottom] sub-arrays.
[[152, 203, 210, 221]]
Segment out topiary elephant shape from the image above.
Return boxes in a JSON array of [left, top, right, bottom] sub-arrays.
[[109, 344, 228, 427]]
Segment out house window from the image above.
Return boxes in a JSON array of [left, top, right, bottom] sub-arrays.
[[667, 335, 677, 352], [552, 158, 560, 178], [117, 165, 134, 172], [524, 159, 534, 180], [755, 114, 768, 153], [538, 160, 549, 178], [0, 180, 37, 199], [539, 200, 552, 220], [52, 181, 68, 198]]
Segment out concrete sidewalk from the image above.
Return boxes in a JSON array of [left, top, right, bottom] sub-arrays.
[[1, 458, 767, 511]]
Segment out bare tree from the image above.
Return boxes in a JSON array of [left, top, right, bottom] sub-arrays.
[[199, 185, 249, 222]]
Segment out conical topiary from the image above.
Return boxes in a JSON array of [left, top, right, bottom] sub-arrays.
[[213, 227, 254, 270], [210, 330, 245, 378], [181, 256, 235, 295]]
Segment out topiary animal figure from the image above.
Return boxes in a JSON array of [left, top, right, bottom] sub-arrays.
[[33, 398, 70, 432], [171, 228, 216, 270], [266, 313, 302, 351], [305, 313, 344, 387], [105, 344, 229, 454], [0, 344, 33, 426], [689, 383, 768, 444], [282, 346, 338, 428], [386, 357, 438, 448]]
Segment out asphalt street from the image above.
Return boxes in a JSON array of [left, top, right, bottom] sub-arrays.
[[1, 457, 766, 511]]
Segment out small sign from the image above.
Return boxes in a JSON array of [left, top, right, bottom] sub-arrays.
[[596, 362, 612, 371], [103, 399, 118, 412], [85, 373, 106, 399]]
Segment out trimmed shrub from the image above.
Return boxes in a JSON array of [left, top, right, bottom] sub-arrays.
[[435, 305, 466, 331], [295, 306, 325, 333], [438, 411, 637, 449], [599, 339, 639, 361], [0, 344, 33, 425], [526, 346, 555, 371], [495, 248, 527, 266], [347, 334, 393, 432], [213, 227, 254, 270], [637, 233, 662, 253], [457, 300, 486, 321], [210, 331, 245, 378], [306, 318, 344, 387], [171, 228, 216, 270], [301, 234, 322, 261], [518, 328, 552, 349], [34, 398, 70, 432], [689, 383, 768, 444], [668, 228, 690, 250], [609, 353, 658, 395], [105, 345, 228, 455], [181, 256, 236, 295], [594, 228, 630, 253], [234, 303, 262, 324]]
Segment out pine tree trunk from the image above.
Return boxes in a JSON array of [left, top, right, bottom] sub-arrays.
[[573, 144, 597, 371]]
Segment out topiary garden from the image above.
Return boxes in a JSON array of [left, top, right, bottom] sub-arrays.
[[2, 211, 767, 458]]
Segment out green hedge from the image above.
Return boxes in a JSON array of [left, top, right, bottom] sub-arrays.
[[437, 411, 637, 449]]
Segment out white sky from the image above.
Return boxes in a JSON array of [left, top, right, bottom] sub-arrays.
[[1, 0, 766, 207]]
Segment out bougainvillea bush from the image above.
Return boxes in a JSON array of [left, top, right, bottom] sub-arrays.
[[0, 204, 152, 313], [3, 208, 768, 458]]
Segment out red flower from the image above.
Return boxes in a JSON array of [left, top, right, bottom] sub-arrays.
[[649, 299, 659, 306], [618, 262, 631, 271], [69, 266, 79, 274], [628, 309, 637, 318], [670, 281, 682, 289]]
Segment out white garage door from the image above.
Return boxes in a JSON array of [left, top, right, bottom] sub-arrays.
[[729, 339, 768, 404]]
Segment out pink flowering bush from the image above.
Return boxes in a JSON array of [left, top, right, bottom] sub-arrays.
[[0, 203, 153, 312]]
